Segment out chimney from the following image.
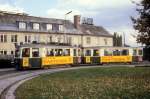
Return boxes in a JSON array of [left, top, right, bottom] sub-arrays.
[[74, 15, 80, 29]]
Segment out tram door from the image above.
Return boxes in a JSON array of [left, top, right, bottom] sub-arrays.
[[30, 48, 41, 68]]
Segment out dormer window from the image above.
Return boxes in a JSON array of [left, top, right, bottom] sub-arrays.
[[59, 25, 63, 31], [19, 22, 26, 29], [52, 24, 59, 31], [52, 24, 63, 31], [33, 23, 39, 30], [46, 24, 52, 31]]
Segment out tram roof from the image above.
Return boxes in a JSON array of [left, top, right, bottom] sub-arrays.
[[83, 46, 143, 49], [18, 43, 80, 48]]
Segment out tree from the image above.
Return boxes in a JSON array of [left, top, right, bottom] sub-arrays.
[[131, 0, 150, 45], [113, 32, 122, 47]]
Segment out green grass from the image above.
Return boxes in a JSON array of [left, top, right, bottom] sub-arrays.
[[15, 67, 150, 99]]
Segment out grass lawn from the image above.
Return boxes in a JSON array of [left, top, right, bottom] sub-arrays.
[[15, 67, 150, 99]]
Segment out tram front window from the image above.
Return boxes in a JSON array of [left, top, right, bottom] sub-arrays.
[[22, 48, 30, 57], [32, 48, 39, 57]]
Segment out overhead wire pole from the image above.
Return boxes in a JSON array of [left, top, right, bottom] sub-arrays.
[[64, 11, 72, 44], [123, 32, 125, 47]]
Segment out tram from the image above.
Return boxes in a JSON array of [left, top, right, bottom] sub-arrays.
[[83, 46, 143, 64], [14, 44, 143, 70], [14, 44, 81, 70]]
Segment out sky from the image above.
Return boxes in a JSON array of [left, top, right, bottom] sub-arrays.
[[0, 0, 142, 46]]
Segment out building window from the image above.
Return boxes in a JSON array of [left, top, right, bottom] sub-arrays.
[[0, 34, 7, 42], [33, 23, 40, 30], [4, 51, 7, 55], [0, 50, 3, 55], [86, 37, 91, 44], [25, 35, 31, 43], [11, 51, 14, 55], [57, 36, 61, 43], [33, 35, 40, 43], [19, 22, 26, 29], [67, 37, 72, 45], [11, 35, 17, 42], [59, 25, 63, 31], [52, 24, 59, 31], [46, 24, 52, 31], [104, 38, 108, 45]]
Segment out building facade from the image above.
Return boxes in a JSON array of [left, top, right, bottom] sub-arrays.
[[0, 11, 113, 56]]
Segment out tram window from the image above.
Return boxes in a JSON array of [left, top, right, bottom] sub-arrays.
[[93, 49, 99, 56], [133, 49, 137, 56], [85, 50, 91, 56], [64, 49, 70, 56], [138, 49, 143, 55], [104, 50, 112, 56], [57, 49, 63, 56], [47, 49, 54, 56], [55, 49, 59, 56], [113, 50, 120, 56], [22, 48, 30, 57], [73, 49, 77, 56], [122, 49, 129, 55], [32, 48, 39, 57]]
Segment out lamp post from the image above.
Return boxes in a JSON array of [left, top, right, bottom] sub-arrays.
[[64, 11, 72, 44]]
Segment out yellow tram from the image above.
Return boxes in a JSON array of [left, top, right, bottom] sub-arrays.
[[15, 44, 143, 70], [83, 46, 143, 64], [15, 44, 81, 70]]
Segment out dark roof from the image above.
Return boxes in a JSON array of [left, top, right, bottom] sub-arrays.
[[80, 24, 113, 37], [0, 12, 112, 37]]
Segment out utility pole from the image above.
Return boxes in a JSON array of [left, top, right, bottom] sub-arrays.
[[64, 11, 72, 44], [123, 32, 125, 47]]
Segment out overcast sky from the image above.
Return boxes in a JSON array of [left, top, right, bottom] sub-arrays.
[[0, 0, 142, 46]]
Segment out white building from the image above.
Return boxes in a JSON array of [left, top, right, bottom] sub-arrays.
[[0, 11, 113, 56]]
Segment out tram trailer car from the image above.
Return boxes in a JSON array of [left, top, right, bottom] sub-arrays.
[[14, 44, 81, 70], [82, 47, 143, 64]]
